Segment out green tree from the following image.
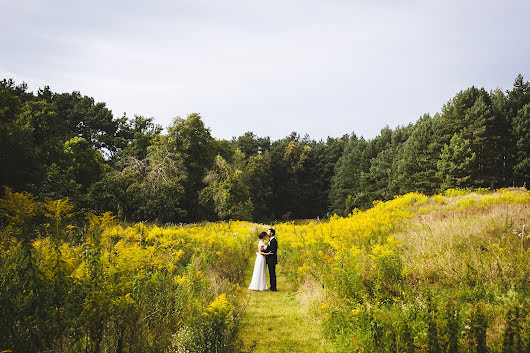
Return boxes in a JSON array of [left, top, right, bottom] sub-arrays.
[[361, 126, 412, 203], [39, 138, 105, 206], [269, 137, 291, 219], [435, 86, 510, 189], [89, 169, 137, 220], [166, 114, 215, 221], [90, 137, 187, 223], [200, 152, 254, 220], [506, 75, 530, 119], [438, 134, 476, 190], [466, 95, 506, 188], [16, 99, 65, 193], [0, 87, 35, 190], [512, 104, 530, 186], [491, 87, 513, 186], [436, 87, 487, 147], [329, 134, 369, 215], [233, 132, 258, 157], [506, 75, 530, 187], [40, 163, 83, 203], [1, 78, 34, 103], [114, 114, 162, 160], [283, 139, 317, 218], [312, 136, 348, 216], [63, 137, 105, 190], [52, 91, 120, 155], [395, 115, 441, 194], [243, 152, 273, 221], [212, 139, 236, 163]]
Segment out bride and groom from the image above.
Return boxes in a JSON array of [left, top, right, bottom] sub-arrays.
[[248, 228, 278, 291]]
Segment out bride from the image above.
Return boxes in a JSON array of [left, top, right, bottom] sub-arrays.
[[248, 232, 271, 291]]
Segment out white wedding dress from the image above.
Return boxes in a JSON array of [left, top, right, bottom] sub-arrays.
[[248, 240, 268, 291]]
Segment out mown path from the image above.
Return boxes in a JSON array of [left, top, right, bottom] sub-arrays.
[[239, 263, 335, 353]]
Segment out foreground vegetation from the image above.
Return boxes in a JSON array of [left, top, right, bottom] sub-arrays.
[[0, 188, 256, 352], [1, 188, 529, 352]]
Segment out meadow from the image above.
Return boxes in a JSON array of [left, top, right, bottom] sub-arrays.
[[274, 188, 530, 352], [1, 188, 529, 352]]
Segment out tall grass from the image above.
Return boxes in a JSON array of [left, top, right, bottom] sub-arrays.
[[273, 188, 530, 352]]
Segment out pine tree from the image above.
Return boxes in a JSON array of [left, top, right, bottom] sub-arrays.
[[436, 87, 486, 148], [361, 127, 396, 203], [438, 134, 476, 190], [329, 134, 369, 215], [395, 115, 441, 194], [490, 88, 513, 186], [466, 95, 505, 188], [506, 75, 530, 186], [512, 104, 530, 187], [312, 136, 348, 217]]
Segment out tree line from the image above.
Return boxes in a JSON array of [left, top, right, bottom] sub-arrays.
[[1, 75, 529, 222]]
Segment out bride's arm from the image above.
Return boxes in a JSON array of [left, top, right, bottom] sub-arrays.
[[259, 245, 271, 255]]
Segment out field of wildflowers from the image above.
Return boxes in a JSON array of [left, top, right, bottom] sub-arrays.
[[0, 188, 256, 353], [1, 187, 529, 352], [274, 188, 530, 352]]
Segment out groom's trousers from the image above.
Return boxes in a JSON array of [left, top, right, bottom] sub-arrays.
[[267, 262, 277, 291]]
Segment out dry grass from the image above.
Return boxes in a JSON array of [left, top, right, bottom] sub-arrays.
[[295, 277, 327, 314], [392, 195, 530, 345], [396, 199, 530, 286]]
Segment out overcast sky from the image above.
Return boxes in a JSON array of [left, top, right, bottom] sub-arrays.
[[1, 0, 529, 141]]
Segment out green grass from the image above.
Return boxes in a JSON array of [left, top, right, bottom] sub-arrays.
[[239, 264, 335, 353]]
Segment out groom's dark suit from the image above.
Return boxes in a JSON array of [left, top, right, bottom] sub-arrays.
[[266, 236, 278, 291]]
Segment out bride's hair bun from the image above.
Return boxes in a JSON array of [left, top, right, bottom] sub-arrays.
[[258, 232, 267, 239]]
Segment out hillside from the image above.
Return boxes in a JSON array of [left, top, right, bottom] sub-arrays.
[[265, 188, 530, 352]]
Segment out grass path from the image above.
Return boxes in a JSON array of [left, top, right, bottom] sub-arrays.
[[238, 263, 335, 353]]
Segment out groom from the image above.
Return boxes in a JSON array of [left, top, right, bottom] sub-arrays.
[[265, 228, 278, 291]]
